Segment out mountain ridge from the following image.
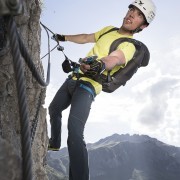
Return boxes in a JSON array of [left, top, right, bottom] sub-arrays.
[[47, 133, 180, 180]]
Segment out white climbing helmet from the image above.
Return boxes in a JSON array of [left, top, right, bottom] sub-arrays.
[[129, 0, 156, 24]]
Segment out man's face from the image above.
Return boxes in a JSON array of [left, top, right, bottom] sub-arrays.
[[122, 6, 147, 31]]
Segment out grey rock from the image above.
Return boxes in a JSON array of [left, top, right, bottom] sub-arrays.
[[0, 137, 22, 180]]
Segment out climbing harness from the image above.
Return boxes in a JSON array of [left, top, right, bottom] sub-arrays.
[[79, 83, 95, 99]]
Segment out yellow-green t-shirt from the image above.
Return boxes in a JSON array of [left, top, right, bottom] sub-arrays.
[[74, 26, 136, 94]]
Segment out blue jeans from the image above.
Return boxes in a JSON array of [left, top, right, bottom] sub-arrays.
[[49, 78, 94, 180]]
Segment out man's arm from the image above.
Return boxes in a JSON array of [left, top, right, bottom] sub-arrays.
[[61, 33, 96, 44], [101, 49, 126, 71], [80, 49, 126, 73]]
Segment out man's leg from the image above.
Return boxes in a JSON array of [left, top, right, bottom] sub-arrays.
[[67, 86, 94, 180], [48, 79, 76, 149]]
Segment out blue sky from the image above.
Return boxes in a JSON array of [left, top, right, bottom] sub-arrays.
[[40, 0, 180, 148]]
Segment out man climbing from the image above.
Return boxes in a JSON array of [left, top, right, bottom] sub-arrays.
[[48, 0, 156, 180]]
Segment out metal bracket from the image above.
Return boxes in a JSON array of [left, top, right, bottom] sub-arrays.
[[0, 0, 22, 16]]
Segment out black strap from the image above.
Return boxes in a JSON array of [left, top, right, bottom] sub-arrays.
[[109, 38, 150, 66], [97, 27, 119, 41], [97, 27, 119, 82]]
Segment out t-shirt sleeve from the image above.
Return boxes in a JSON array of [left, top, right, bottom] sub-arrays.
[[117, 42, 136, 64]]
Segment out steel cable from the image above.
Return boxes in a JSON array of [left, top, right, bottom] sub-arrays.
[[4, 16, 65, 180], [17, 31, 50, 86], [6, 15, 32, 180]]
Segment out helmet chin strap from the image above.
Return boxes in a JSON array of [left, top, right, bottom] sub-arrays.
[[131, 27, 142, 34], [120, 26, 142, 35], [130, 19, 149, 34]]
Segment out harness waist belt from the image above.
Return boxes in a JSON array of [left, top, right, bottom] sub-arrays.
[[79, 84, 95, 99]]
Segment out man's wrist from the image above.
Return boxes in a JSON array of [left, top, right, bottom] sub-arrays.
[[57, 34, 66, 41]]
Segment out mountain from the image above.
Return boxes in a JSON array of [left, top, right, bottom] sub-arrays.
[[45, 164, 68, 180], [46, 134, 180, 180]]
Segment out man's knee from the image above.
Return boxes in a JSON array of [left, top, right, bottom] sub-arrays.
[[68, 121, 85, 146], [48, 102, 62, 119]]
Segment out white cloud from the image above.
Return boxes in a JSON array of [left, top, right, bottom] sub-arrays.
[[172, 48, 180, 59], [137, 76, 179, 123]]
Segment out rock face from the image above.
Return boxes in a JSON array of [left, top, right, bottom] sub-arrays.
[[0, 1, 50, 179], [0, 137, 22, 180], [47, 134, 180, 180]]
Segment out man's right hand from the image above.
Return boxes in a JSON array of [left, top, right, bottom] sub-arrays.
[[80, 63, 90, 73], [51, 34, 66, 41]]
